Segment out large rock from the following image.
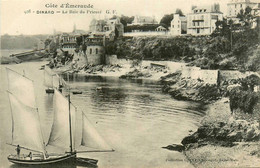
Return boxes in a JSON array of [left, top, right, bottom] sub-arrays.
[[162, 144, 185, 152], [181, 132, 199, 145], [226, 131, 244, 142]]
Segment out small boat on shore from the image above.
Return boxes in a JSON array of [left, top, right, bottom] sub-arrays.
[[96, 87, 102, 91], [6, 68, 114, 167], [72, 90, 83, 94]]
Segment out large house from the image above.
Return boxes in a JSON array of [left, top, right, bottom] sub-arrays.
[[227, 0, 258, 23], [58, 24, 88, 53], [187, 4, 223, 35], [89, 17, 124, 39], [128, 16, 158, 25], [170, 14, 187, 35]]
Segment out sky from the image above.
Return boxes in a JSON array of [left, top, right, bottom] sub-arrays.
[[1, 0, 230, 35]]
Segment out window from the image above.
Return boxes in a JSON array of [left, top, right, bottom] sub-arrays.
[[193, 22, 195, 26], [240, 4, 242, 8], [197, 28, 200, 34], [172, 25, 174, 28], [235, 4, 237, 8], [90, 48, 92, 54], [96, 48, 98, 54]]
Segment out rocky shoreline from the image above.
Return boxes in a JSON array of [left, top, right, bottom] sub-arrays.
[[160, 71, 260, 167], [160, 71, 220, 104], [49, 59, 260, 167]]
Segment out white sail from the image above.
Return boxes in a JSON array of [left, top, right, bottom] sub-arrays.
[[53, 74, 60, 89], [81, 113, 112, 150], [47, 90, 76, 150], [44, 69, 53, 88], [6, 68, 36, 108], [8, 92, 45, 153], [60, 77, 67, 87]]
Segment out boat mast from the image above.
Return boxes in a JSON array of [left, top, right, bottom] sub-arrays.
[[68, 75, 73, 153]]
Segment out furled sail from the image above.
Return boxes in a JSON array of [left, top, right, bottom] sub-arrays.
[[6, 68, 36, 108], [8, 92, 45, 153], [81, 113, 112, 150], [47, 90, 76, 150], [44, 69, 53, 88]]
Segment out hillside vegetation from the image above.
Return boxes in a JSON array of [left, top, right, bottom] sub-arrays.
[[106, 27, 260, 72], [1, 34, 49, 49]]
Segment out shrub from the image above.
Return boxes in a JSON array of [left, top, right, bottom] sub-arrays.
[[229, 88, 259, 114]]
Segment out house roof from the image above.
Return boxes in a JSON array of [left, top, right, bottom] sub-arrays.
[[192, 4, 222, 14]]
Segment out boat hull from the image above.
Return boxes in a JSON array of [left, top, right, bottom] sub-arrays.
[[8, 153, 76, 166], [46, 88, 62, 93], [72, 91, 82, 95], [45, 88, 54, 94]]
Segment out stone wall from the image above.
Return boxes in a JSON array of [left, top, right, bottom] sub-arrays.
[[182, 68, 219, 84]]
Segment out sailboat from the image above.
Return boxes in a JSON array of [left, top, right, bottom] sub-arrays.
[[6, 68, 114, 166], [44, 67, 63, 93]]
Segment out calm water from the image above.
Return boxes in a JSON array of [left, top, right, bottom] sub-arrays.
[[0, 61, 205, 168]]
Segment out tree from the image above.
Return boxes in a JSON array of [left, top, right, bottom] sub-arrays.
[[120, 15, 134, 27], [237, 6, 254, 29], [160, 14, 173, 28], [110, 15, 117, 19], [175, 8, 184, 16], [213, 18, 230, 37], [241, 74, 260, 92]]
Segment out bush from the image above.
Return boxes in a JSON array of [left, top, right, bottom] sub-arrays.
[[229, 88, 259, 114]]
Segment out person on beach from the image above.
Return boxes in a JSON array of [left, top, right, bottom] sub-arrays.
[[16, 145, 20, 158]]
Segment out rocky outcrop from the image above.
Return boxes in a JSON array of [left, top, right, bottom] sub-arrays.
[[161, 72, 220, 103], [181, 120, 260, 150], [84, 64, 122, 74], [120, 64, 167, 79], [120, 68, 151, 79], [162, 144, 185, 152]]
